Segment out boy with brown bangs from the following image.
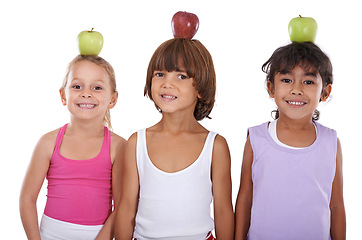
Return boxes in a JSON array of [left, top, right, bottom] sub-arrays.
[[116, 38, 234, 240]]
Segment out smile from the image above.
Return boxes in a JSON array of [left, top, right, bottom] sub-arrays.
[[286, 101, 306, 106], [161, 95, 177, 100], [77, 104, 96, 109]]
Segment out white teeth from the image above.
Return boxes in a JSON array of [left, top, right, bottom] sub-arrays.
[[79, 104, 95, 108], [162, 95, 176, 99], [287, 101, 305, 106]]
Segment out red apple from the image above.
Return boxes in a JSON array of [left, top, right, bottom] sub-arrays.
[[171, 11, 199, 39]]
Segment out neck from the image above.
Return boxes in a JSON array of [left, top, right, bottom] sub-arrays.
[[277, 114, 315, 131], [154, 113, 203, 134], [67, 118, 105, 137]]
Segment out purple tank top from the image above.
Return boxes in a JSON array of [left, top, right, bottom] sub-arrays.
[[44, 124, 112, 225], [248, 122, 337, 240]]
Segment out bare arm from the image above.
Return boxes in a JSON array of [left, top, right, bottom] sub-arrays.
[[330, 138, 346, 240], [96, 134, 126, 240], [234, 136, 253, 240], [212, 135, 234, 240], [19, 131, 56, 240], [115, 133, 140, 240]]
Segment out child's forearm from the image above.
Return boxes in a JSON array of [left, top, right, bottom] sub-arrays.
[[330, 204, 346, 240], [234, 196, 252, 240], [330, 138, 346, 240], [114, 208, 136, 240], [96, 211, 116, 240], [214, 209, 234, 240], [19, 199, 41, 240]]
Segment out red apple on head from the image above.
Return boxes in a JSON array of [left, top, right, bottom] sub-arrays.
[[171, 11, 199, 39]]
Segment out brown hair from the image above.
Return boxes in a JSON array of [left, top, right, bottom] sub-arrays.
[[61, 55, 117, 129], [144, 38, 216, 121]]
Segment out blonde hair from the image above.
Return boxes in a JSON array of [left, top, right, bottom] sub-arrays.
[[61, 55, 117, 129]]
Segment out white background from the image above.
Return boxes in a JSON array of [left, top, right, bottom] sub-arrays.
[[1, 0, 361, 238]]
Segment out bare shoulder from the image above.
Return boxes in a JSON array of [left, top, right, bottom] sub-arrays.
[[127, 132, 138, 144], [212, 134, 231, 166], [123, 132, 138, 170], [40, 128, 59, 143], [111, 132, 127, 149], [124, 132, 138, 160], [213, 134, 230, 155], [110, 132, 127, 165], [34, 128, 60, 157], [27, 128, 60, 170]]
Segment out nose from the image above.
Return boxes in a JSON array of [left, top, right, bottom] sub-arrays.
[[81, 91, 92, 98], [162, 75, 174, 89], [291, 89, 302, 95], [290, 82, 303, 95]]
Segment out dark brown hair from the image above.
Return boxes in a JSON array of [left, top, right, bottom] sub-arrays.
[[262, 42, 333, 120], [144, 38, 216, 121]]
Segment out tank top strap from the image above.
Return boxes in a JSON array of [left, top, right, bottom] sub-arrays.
[[205, 131, 217, 147], [102, 126, 111, 157], [136, 129, 146, 164], [53, 124, 111, 160], [54, 124, 68, 152], [201, 131, 217, 166]]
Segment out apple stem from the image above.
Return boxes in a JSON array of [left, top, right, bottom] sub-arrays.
[[89, 28, 94, 33], [299, 15, 302, 18]]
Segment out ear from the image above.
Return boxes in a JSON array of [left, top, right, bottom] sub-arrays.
[[267, 81, 275, 98], [59, 89, 67, 106], [108, 91, 118, 109], [320, 84, 332, 102]]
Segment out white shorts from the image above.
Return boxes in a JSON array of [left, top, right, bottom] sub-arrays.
[[40, 214, 103, 240]]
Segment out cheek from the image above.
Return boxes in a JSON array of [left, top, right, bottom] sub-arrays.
[[64, 90, 73, 101], [150, 85, 160, 102], [312, 86, 324, 99]]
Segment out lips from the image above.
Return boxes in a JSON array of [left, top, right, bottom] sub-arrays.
[[161, 94, 177, 101], [286, 100, 307, 106], [77, 103, 96, 109]]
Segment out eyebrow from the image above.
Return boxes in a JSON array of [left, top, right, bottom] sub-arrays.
[[71, 78, 105, 83], [304, 72, 318, 77], [278, 70, 318, 77]]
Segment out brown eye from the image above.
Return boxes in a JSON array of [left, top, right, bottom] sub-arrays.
[[178, 74, 188, 80], [304, 80, 314, 85], [154, 72, 164, 77], [282, 79, 292, 83]]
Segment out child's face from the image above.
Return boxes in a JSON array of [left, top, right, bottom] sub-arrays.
[[267, 65, 331, 121], [151, 69, 199, 117], [60, 60, 118, 123]]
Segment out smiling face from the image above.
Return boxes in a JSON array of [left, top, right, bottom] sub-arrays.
[[151, 69, 199, 117], [60, 60, 118, 124], [145, 38, 216, 120], [267, 65, 331, 122]]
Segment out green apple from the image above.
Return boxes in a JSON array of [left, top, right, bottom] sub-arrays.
[[288, 15, 317, 43], [77, 28, 103, 56]]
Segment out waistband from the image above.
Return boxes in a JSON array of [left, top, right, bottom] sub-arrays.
[[134, 231, 215, 240]]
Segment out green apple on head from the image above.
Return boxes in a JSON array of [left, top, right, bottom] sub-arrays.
[[288, 15, 317, 43], [77, 28, 103, 56]]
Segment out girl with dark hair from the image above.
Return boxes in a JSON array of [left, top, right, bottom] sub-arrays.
[[235, 42, 346, 240]]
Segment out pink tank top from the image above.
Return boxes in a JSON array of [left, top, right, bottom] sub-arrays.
[[44, 124, 112, 225]]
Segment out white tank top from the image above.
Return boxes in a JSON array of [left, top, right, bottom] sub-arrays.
[[134, 129, 216, 240]]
